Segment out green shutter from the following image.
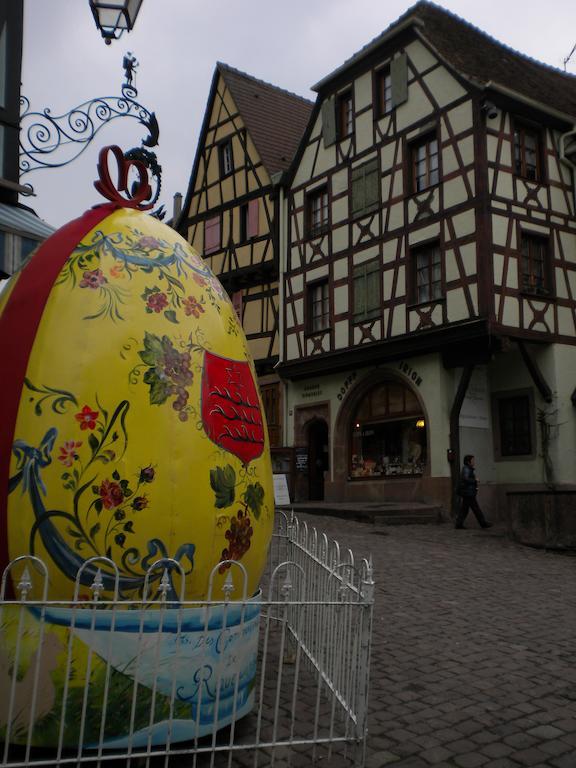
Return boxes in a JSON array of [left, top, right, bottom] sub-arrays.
[[366, 262, 380, 315], [351, 164, 365, 216], [321, 97, 336, 148], [353, 264, 366, 319], [391, 53, 408, 107]]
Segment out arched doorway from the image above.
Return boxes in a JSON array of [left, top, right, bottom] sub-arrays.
[[307, 419, 329, 501]]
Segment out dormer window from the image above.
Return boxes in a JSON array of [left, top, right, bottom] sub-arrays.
[[514, 123, 541, 182], [337, 91, 353, 139]]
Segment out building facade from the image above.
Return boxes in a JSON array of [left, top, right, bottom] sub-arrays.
[[178, 63, 312, 462], [279, 2, 576, 515]]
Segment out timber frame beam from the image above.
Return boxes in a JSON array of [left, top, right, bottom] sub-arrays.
[[516, 340, 553, 404]]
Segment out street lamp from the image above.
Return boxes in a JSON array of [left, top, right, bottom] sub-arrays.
[[89, 0, 144, 44]]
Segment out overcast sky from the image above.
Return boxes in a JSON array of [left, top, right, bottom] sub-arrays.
[[21, 0, 576, 229]]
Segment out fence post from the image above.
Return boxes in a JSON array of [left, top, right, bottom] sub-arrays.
[[354, 557, 375, 767]]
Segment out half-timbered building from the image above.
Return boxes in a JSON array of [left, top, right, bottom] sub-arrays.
[[177, 63, 313, 454], [280, 2, 576, 515]]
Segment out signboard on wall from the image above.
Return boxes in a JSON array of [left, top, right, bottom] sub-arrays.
[[273, 474, 291, 506], [460, 367, 490, 429]]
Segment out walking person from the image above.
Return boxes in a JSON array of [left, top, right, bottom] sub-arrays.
[[455, 455, 493, 529]]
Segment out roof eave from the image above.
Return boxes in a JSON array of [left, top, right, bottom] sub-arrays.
[[312, 16, 422, 93], [486, 81, 576, 127]]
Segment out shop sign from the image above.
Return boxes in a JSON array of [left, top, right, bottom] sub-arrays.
[[302, 383, 322, 399], [295, 448, 308, 472], [337, 371, 357, 401], [398, 361, 422, 387]]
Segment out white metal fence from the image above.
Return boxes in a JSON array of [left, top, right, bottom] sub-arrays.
[[0, 511, 374, 767]]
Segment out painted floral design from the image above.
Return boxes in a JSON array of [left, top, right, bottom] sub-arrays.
[[142, 287, 169, 314], [58, 440, 82, 467], [57, 226, 217, 323], [183, 295, 204, 318], [9, 387, 194, 598], [75, 405, 99, 431], [79, 268, 107, 289]]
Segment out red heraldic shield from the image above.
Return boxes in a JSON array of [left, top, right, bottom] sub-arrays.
[[201, 352, 265, 464]]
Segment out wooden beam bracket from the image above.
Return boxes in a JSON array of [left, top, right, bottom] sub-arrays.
[[517, 340, 553, 404]]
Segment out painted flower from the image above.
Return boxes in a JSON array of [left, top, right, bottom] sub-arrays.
[[183, 295, 205, 318], [114, 509, 126, 521], [57, 440, 82, 467], [139, 465, 155, 483], [99, 479, 124, 510], [115, 533, 126, 548], [193, 273, 208, 287], [146, 291, 169, 313], [209, 277, 225, 299], [79, 268, 107, 289], [75, 405, 99, 431], [132, 495, 148, 511], [109, 262, 125, 279], [137, 236, 162, 250]]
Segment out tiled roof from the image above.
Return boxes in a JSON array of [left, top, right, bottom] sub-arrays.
[[314, 1, 576, 119], [218, 63, 314, 176]]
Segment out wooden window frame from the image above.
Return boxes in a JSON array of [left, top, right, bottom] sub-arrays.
[[260, 382, 282, 448], [519, 231, 553, 297], [375, 67, 393, 117], [306, 279, 330, 335], [492, 389, 536, 461], [337, 90, 353, 140], [513, 120, 543, 183], [353, 259, 381, 323], [218, 137, 234, 178], [410, 241, 443, 306], [306, 186, 329, 239], [351, 157, 380, 219], [409, 131, 440, 193], [239, 199, 259, 244]]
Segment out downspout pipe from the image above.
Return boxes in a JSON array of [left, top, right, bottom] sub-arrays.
[[559, 128, 576, 214]]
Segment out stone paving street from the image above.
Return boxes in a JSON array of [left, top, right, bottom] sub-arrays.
[[297, 513, 576, 768]]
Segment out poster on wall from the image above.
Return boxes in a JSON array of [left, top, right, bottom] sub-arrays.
[[459, 366, 490, 429]]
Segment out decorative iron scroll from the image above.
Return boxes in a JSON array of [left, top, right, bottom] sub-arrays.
[[19, 56, 163, 212]]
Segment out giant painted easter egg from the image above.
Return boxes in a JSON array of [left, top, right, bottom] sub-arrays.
[[0, 182, 273, 602]]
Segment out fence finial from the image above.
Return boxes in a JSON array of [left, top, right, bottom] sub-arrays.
[[17, 566, 32, 600], [222, 570, 235, 601], [91, 568, 105, 601]]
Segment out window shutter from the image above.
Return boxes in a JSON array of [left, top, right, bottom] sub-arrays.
[[321, 96, 336, 148], [353, 264, 366, 318], [391, 53, 408, 107], [204, 215, 220, 254], [247, 199, 259, 238], [366, 263, 380, 314], [351, 165, 366, 216], [364, 159, 379, 211]]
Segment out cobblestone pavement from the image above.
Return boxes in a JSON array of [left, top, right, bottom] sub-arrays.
[[296, 514, 576, 768]]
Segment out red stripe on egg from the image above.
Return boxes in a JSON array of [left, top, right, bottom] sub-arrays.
[[0, 204, 117, 584]]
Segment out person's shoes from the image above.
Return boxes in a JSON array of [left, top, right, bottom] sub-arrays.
[[455, 524, 466, 529], [481, 522, 494, 529]]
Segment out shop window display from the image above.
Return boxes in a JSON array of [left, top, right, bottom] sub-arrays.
[[350, 381, 426, 478]]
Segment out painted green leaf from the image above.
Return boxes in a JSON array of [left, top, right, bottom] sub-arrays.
[[164, 309, 178, 324], [139, 331, 164, 366], [90, 523, 101, 539], [88, 433, 99, 455], [243, 482, 265, 519], [210, 465, 236, 509], [143, 368, 170, 405]]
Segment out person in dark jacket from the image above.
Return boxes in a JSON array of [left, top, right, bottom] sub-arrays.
[[455, 455, 493, 530]]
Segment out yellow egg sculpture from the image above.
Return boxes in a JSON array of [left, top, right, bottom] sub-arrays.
[[0, 148, 274, 748]]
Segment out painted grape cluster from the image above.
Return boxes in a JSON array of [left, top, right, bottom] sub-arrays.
[[219, 508, 254, 573]]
